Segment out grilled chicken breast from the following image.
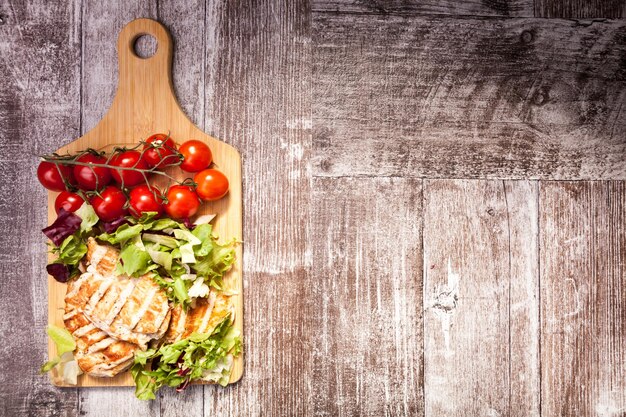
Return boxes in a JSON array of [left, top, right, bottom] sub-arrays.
[[64, 274, 139, 377], [164, 291, 234, 344], [82, 238, 171, 348], [63, 238, 172, 376]]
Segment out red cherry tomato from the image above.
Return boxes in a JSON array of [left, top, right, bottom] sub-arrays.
[[143, 134, 179, 169], [194, 169, 229, 201], [90, 186, 128, 221], [129, 185, 164, 218], [73, 153, 112, 191], [54, 191, 85, 214], [179, 140, 212, 172], [164, 185, 201, 220], [110, 151, 149, 187], [37, 161, 75, 192]]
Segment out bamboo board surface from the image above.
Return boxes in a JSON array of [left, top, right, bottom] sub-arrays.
[[45, 18, 243, 387]]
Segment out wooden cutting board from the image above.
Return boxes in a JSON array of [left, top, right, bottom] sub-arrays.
[[46, 18, 243, 387]]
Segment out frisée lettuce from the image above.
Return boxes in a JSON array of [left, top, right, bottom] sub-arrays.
[[131, 312, 241, 400]]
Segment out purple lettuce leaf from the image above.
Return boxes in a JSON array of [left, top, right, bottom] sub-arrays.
[[46, 263, 70, 283], [42, 208, 82, 246], [181, 217, 193, 229], [101, 217, 130, 234]]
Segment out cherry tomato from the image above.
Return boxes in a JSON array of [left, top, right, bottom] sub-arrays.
[[54, 191, 85, 214], [37, 161, 75, 192], [194, 169, 229, 201], [143, 134, 179, 169], [164, 185, 201, 219], [179, 140, 212, 172], [110, 150, 149, 187], [73, 153, 112, 191], [129, 185, 164, 218], [90, 186, 128, 221]]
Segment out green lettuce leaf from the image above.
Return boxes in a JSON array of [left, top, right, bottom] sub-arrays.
[[150, 219, 186, 232], [147, 248, 172, 271], [191, 224, 214, 257], [172, 278, 190, 305], [98, 224, 143, 245], [40, 325, 76, 374], [142, 233, 178, 249], [47, 325, 76, 355], [58, 235, 87, 266], [40, 357, 61, 373], [192, 238, 236, 285], [117, 244, 154, 276], [173, 229, 201, 246], [179, 243, 196, 264], [75, 203, 99, 234]]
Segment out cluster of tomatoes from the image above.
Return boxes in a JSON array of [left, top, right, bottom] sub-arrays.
[[37, 134, 229, 221]]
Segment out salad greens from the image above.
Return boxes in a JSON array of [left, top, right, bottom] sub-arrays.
[[100, 212, 237, 306], [40, 325, 77, 373], [45, 203, 100, 282], [131, 313, 241, 400], [45, 205, 237, 306]]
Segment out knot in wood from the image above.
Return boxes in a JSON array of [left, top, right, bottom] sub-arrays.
[[487, 208, 496, 216], [520, 30, 533, 44], [533, 87, 549, 106], [319, 159, 331, 172], [432, 290, 458, 313]]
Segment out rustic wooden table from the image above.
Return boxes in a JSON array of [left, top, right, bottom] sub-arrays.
[[0, 1, 624, 416]]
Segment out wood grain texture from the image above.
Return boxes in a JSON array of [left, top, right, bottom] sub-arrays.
[[313, 13, 626, 179], [535, 0, 625, 18], [0, 0, 81, 415], [540, 182, 626, 417], [506, 182, 541, 417], [423, 180, 539, 416], [202, 1, 312, 416], [311, 177, 423, 416], [312, 0, 534, 17]]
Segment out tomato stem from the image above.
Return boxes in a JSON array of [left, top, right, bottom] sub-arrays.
[[40, 140, 188, 192]]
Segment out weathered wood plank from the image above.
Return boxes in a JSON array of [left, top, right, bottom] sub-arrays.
[[202, 1, 312, 416], [312, 0, 534, 17], [313, 14, 626, 179], [535, 0, 624, 18], [506, 181, 540, 417], [78, 1, 159, 415], [0, 0, 81, 416], [423, 180, 539, 416], [80, 1, 156, 133], [309, 177, 423, 416], [158, 0, 206, 130], [540, 181, 626, 417]]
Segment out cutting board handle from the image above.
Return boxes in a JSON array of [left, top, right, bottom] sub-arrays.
[[116, 18, 173, 83], [88, 17, 191, 141]]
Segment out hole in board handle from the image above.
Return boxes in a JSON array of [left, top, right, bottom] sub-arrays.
[[133, 34, 158, 59]]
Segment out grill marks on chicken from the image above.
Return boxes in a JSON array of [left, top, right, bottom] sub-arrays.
[[164, 292, 233, 344], [81, 273, 171, 349], [63, 238, 171, 377], [64, 277, 139, 377]]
